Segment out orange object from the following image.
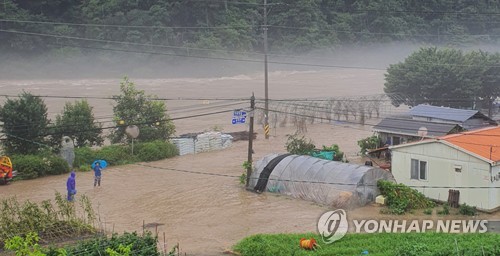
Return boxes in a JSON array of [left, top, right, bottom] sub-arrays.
[[300, 238, 319, 250], [0, 156, 13, 184]]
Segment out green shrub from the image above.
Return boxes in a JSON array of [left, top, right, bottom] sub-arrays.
[[76, 164, 92, 172], [0, 193, 96, 246], [423, 208, 433, 215], [135, 140, 178, 162], [357, 135, 381, 155], [377, 180, 435, 214], [45, 232, 159, 256], [11, 155, 48, 179], [74, 147, 98, 167], [44, 155, 70, 175], [322, 144, 344, 161], [10, 154, 70, 179], [438, 204, 450, 215], [285, 133, 315, 155], [96, 145, 133, 165], [459, 203, 477, 216]]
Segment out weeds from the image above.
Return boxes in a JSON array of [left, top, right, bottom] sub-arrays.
[[459, 203, 477, 216], [438, 204, 450, 215], [377, 180, 435, 214], [0, 192, 96, 247]]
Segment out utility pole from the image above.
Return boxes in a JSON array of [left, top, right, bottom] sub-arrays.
[[263, 0, 270, 139], [246, 93, 255, 187]]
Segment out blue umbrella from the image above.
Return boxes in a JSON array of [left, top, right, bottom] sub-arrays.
[[91, 159, 108, 169]]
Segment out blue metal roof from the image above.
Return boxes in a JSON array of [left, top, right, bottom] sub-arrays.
[[409, 104, 478, 122], [373, 118, 459, 137]]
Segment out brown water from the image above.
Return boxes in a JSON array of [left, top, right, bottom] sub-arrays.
[[1, 70, 496, 255]]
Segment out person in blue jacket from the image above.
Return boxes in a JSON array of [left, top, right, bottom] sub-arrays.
[[93, 161, 102, 187], [66, 171, 76, 201]]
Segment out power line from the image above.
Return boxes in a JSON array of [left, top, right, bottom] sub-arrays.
[[4, 18, 500, 42], [0, 108, 237, 140], [52, 42, 387, 70], [0, 102, 246, 133], [0, 93, 249, 101], [256, 106, 500, 147], [4, 29, 500, 70], [0, 19, 255, 29], [0, 29, 264, 57], [342, 9, 500, 16], [268, 25, 500, 38], [137, 163, 500, 189]]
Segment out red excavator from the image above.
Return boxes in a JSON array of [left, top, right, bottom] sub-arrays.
[[0, 156, 15, 185]]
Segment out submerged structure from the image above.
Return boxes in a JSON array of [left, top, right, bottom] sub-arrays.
[[249, 154, 395, 208]]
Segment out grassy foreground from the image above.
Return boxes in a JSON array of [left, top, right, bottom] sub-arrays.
[[233, 232, 500, 256]]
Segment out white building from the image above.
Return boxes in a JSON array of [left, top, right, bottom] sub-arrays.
[[390, 126, 500, 212]]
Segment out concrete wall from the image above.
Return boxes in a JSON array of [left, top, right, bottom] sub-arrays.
[[391, 142, 498, 211]]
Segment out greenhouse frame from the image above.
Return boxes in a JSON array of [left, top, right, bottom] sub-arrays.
[[249, 154, 396, 208]]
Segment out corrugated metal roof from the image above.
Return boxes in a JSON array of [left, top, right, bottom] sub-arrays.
[[409, 104, 478, 122], [440, 126, 500, 162], [373, 118, 459, 137]]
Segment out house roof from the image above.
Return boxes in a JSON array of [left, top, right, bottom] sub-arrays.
[[373, 118, 460, 137], [439, 126, 500, 162], [409, 104, 479, 122], [390, 126, 500, 164]]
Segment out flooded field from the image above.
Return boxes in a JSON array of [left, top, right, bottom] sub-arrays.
[[1, 70, 497, 255]]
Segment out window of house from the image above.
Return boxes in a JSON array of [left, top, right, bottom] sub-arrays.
[[392, 136, 401, 145], [411, 159, 427, 180]]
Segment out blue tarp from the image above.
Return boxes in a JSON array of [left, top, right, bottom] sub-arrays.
[[311, 151, 335, 160]]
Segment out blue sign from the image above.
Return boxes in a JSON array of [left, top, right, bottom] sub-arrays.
[[232, 110, 247, 124]]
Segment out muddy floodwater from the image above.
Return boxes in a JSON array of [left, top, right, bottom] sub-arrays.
[[1, 70, 498, 255]]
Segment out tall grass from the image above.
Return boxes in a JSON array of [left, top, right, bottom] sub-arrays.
[[0, 192, 96, 247]]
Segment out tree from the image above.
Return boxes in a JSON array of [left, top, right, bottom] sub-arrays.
[[110, 77, 175, 143], [0, 92, 50, 154], [384, 47, 482, 109], [52, 100, 103, 148], [477, 52, 500, 117], [385, 47, 500, 115]]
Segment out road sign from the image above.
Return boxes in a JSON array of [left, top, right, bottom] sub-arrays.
[[232, 110, 247, 124]]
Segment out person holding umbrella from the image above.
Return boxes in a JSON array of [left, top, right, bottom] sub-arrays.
[[93, 161, 102, 187]]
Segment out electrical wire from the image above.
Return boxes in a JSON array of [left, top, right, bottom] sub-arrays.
[[137, 163, 500, 189], [0, 18, 255, 29], [3, 29, 500, 69], [0, 29, 264, 57]]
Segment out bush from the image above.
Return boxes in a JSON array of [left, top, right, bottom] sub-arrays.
[[76, 165, 92, 172], [285, 133, 315, 155], [438, 204, 450, 215], [358, 135, 381, 155], [10, 153, 70, 179], [459, 203, 477, 216], [322, 144, 344, 161], [44, 155, 70, 175], [11, 155, 49, 179], [377, 180, 435, 214], [423, 208, 433, 215], [135, 140, 178, 162], [0, 193, 96, 246], [74, 147, 98, 167], [45, 232, 159, 256], [96, 145, 134, 165]]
